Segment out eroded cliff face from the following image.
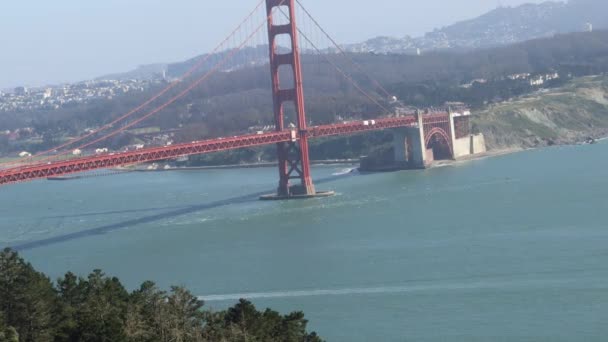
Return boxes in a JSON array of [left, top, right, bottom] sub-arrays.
[[474, 75, 608, 150]]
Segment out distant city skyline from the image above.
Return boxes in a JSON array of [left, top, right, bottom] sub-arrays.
[[0, 0, 547, 89]]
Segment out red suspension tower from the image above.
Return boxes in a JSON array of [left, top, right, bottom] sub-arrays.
[[264, 0, 323, 199]]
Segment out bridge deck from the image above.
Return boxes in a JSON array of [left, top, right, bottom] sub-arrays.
[[0, 113, 447, 186]]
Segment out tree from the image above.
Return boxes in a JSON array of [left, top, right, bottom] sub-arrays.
[[42, 131, 56, 149], [164, 286, 205, 342], [202, 299, 324, 342], [54, 272, 85, 341], [125, 281, 166, 341], [0, 250, 324, 341], [75, 270, 129, 342], [0, 311, 18, 342], [0, 248, 56, 342], [0, 135, 9, 155], [0, 324, 19, 342]]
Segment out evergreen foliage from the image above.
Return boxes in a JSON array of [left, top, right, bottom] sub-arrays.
[[0, 249, 323, 342]]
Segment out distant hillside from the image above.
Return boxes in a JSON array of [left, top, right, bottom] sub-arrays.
[[4, 30, 608, 159], [98, 46, 274, 82], [344, 0, 607, 54], [103, 0, 606, 80], [475, 74, 608, 149], [166, 45, 271, 79], [98, 64, 167, 81]]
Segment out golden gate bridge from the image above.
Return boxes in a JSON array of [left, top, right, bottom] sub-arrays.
[[0, 0, 465, 198]]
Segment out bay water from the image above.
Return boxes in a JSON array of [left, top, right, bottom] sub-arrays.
[[1, 142, 607, 341]]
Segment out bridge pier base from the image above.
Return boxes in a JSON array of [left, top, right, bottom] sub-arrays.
[[393, 113, 427, 169], [260, 191, 335, 201]]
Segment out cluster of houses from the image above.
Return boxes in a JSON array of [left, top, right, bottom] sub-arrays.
[[526, 72, 560, 86], [460, 72, 561, 89], [8, 127, 177, 160], [0, 127, 35, 142], [0, 79, 164, 113], [247, 125, 277, 134]]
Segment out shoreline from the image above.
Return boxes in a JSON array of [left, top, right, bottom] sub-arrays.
[[429, 148, 523, 169], [119, 142, 589, 174], [105, 137, 606, 175], [122, 150, 523, 174], [431, 135, 606, 169], [124, 159, 359, 172]]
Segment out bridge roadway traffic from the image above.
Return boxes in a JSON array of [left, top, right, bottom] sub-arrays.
[[0, 113, 448, 186]]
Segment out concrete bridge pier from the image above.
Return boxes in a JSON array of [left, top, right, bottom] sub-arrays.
[[393, 113, 427, 169], [448, 109, 457, 154]]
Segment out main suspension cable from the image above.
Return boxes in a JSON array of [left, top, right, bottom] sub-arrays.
[[295, 0, 394, 99], [24, 20, 272, 167], [3, 0, 266, 168], [1, 1, 294, 172], [277, 7, 392, 115]]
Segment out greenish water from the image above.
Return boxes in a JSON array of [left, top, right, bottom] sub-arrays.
[[1, 143, 608, 341]]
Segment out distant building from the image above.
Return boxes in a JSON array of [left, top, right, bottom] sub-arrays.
[[460, 78, 487, 89], [530, 76, 544, 86], [43, 88, 53, 99], [508, 73, 531, 80], [14, 86, 28, 96], [584, 22, 593, 33], [445, 102, 469, 113], [545, 72, 559, 81]]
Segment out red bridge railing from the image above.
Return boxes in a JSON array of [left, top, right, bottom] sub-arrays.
[[0, 113, 448, 186]]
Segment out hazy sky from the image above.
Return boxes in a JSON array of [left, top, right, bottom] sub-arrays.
[[0, 0, 546, 89]]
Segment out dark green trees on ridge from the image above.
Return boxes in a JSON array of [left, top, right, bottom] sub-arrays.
[[0, 248, 323, 342]]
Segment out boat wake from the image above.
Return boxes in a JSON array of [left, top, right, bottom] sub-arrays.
[[332, 168, 358, 176], [198, 277, 582, 302]]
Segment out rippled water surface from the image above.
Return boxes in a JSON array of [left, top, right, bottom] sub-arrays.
[[1, 143, 608, 341]]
